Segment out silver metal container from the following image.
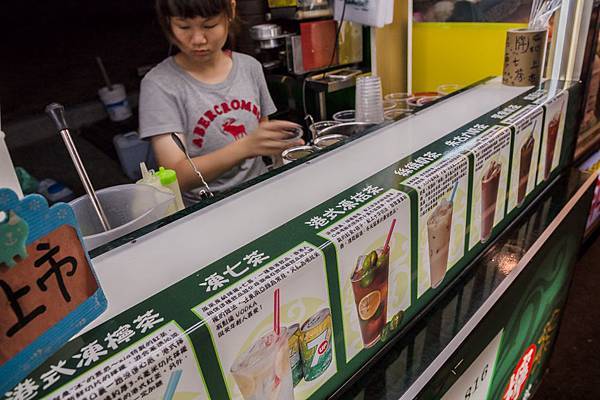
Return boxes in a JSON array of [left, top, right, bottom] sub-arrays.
[[314, 134, 346, 149], [250, 24, 282, 40], [282, 145, 316, 164], [259, 38, 285, 49], [318, 121, 377, 137], [309, 120, 340, 140]]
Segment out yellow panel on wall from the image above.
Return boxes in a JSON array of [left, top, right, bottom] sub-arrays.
[[375, 1, 409, 95], [412, 22, 527, 93]]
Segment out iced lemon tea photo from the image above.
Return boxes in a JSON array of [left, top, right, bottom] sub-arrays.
[[351, 247, 390, 348]]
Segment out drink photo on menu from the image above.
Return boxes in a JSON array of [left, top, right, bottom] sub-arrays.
[[317, 189, 411, 362], [507, 108, 543, 212], [427, 197, 454, 288], [192, 244, 337, 400], [404, 154, 469, 298], [467, 126, 512, 249], [537, 92, 569, 185]]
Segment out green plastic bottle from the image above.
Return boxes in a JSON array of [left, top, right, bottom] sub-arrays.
[[156, 166, 184, 212]]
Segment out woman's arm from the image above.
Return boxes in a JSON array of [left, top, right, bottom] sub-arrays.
[[151, 120, 302, 192]]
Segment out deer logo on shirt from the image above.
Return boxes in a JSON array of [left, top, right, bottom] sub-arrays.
[[192, 99, 261, 149], [221, 118, 247, 140]]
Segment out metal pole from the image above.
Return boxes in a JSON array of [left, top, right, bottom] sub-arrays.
[[59, 129, 111, 231], [45, 103, 111, 231]]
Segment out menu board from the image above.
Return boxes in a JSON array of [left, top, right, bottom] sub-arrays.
[[2, 83, 577, 400]]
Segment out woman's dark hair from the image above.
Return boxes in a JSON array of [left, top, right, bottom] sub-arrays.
[[155, 0, 235, 41]]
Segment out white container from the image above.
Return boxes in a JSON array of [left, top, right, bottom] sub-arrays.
[[113, 132, 156, 180], [70, 184, 174, 250], [98, 83, 132, 122], [37, 179, 74, 203], [0, 130, 23, 198]]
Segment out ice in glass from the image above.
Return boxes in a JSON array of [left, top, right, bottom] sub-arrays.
[[427, 199, 453, 288], [230, 328, 294, 400], [544, 113, 561, 180], [351, 247, 389, 348], [481, 161, 502, 242], [517, 135, 535, 205]]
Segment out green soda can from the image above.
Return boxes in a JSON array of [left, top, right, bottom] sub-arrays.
[[287, 323, 303, 386], [300, 308, 333, 381]]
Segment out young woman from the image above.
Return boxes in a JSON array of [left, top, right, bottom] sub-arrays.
[[139, 0, 303, 203]]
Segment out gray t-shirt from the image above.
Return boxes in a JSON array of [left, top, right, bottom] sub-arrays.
[[139, 52, 277, 199]]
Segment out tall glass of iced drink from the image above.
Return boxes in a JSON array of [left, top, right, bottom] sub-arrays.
[[427, 199, 453, 288], [230, 328, 295, 400], [544, 113, 561, 180], [481, 161, 502, 242], [517, 135, 535, 205], [351, 247, 390, 348]]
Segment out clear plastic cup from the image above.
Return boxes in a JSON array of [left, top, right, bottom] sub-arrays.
[[230, 328, 294, 400], [309, 120, 341, 140], [383, 99, 399, 112], [333, 110, 356, 123], [355, 76, 384, 123], [417, 96, 441, 106], [385, 92, 412, 102], [284, 126, 304, 142], [437, 83, 461, 96], [70, 184, 175, 250]]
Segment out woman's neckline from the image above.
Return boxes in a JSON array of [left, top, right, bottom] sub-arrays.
[[169, 51, 238, 90]]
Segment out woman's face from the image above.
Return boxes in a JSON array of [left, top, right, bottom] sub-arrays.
[[170, 13, 229, 62]]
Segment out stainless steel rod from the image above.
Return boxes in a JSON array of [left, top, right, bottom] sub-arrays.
[[59, 128, 111, 231]]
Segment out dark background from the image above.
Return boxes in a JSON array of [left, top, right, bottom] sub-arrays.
[[0, 0, 169, 123]]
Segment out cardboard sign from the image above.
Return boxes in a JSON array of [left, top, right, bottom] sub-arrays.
[[0, 189, 106, 394]]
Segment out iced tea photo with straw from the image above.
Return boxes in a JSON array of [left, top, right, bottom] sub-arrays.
[[427, 183, 457, 288], [230, 289, 294, 400], [351, 219, 395, 347]]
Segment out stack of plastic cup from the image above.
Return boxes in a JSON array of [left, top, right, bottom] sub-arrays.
[[355, 76, 384, 123]]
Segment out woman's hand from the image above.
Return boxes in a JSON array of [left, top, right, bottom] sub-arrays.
[[239, 120, 305, 158]]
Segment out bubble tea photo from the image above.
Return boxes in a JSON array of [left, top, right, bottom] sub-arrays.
[[230, 328, 294, 400], [427, 197, 454, 288], [518, 134, 535, 205], [544, 110, 562, 180], [481, 161, 502, 242]]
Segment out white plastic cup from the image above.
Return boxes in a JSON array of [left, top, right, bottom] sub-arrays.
[[98, 83, 132, 122]]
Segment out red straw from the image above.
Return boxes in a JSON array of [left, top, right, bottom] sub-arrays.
[[273, 288, 280, 336], [384, 218, 397, 253]]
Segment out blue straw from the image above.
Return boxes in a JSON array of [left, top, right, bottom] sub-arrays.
[[163, 370, 183, 400], [449, 181, 459, 203]]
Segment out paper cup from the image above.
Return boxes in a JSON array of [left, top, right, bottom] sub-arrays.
[[502, 28, 547, 87]]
